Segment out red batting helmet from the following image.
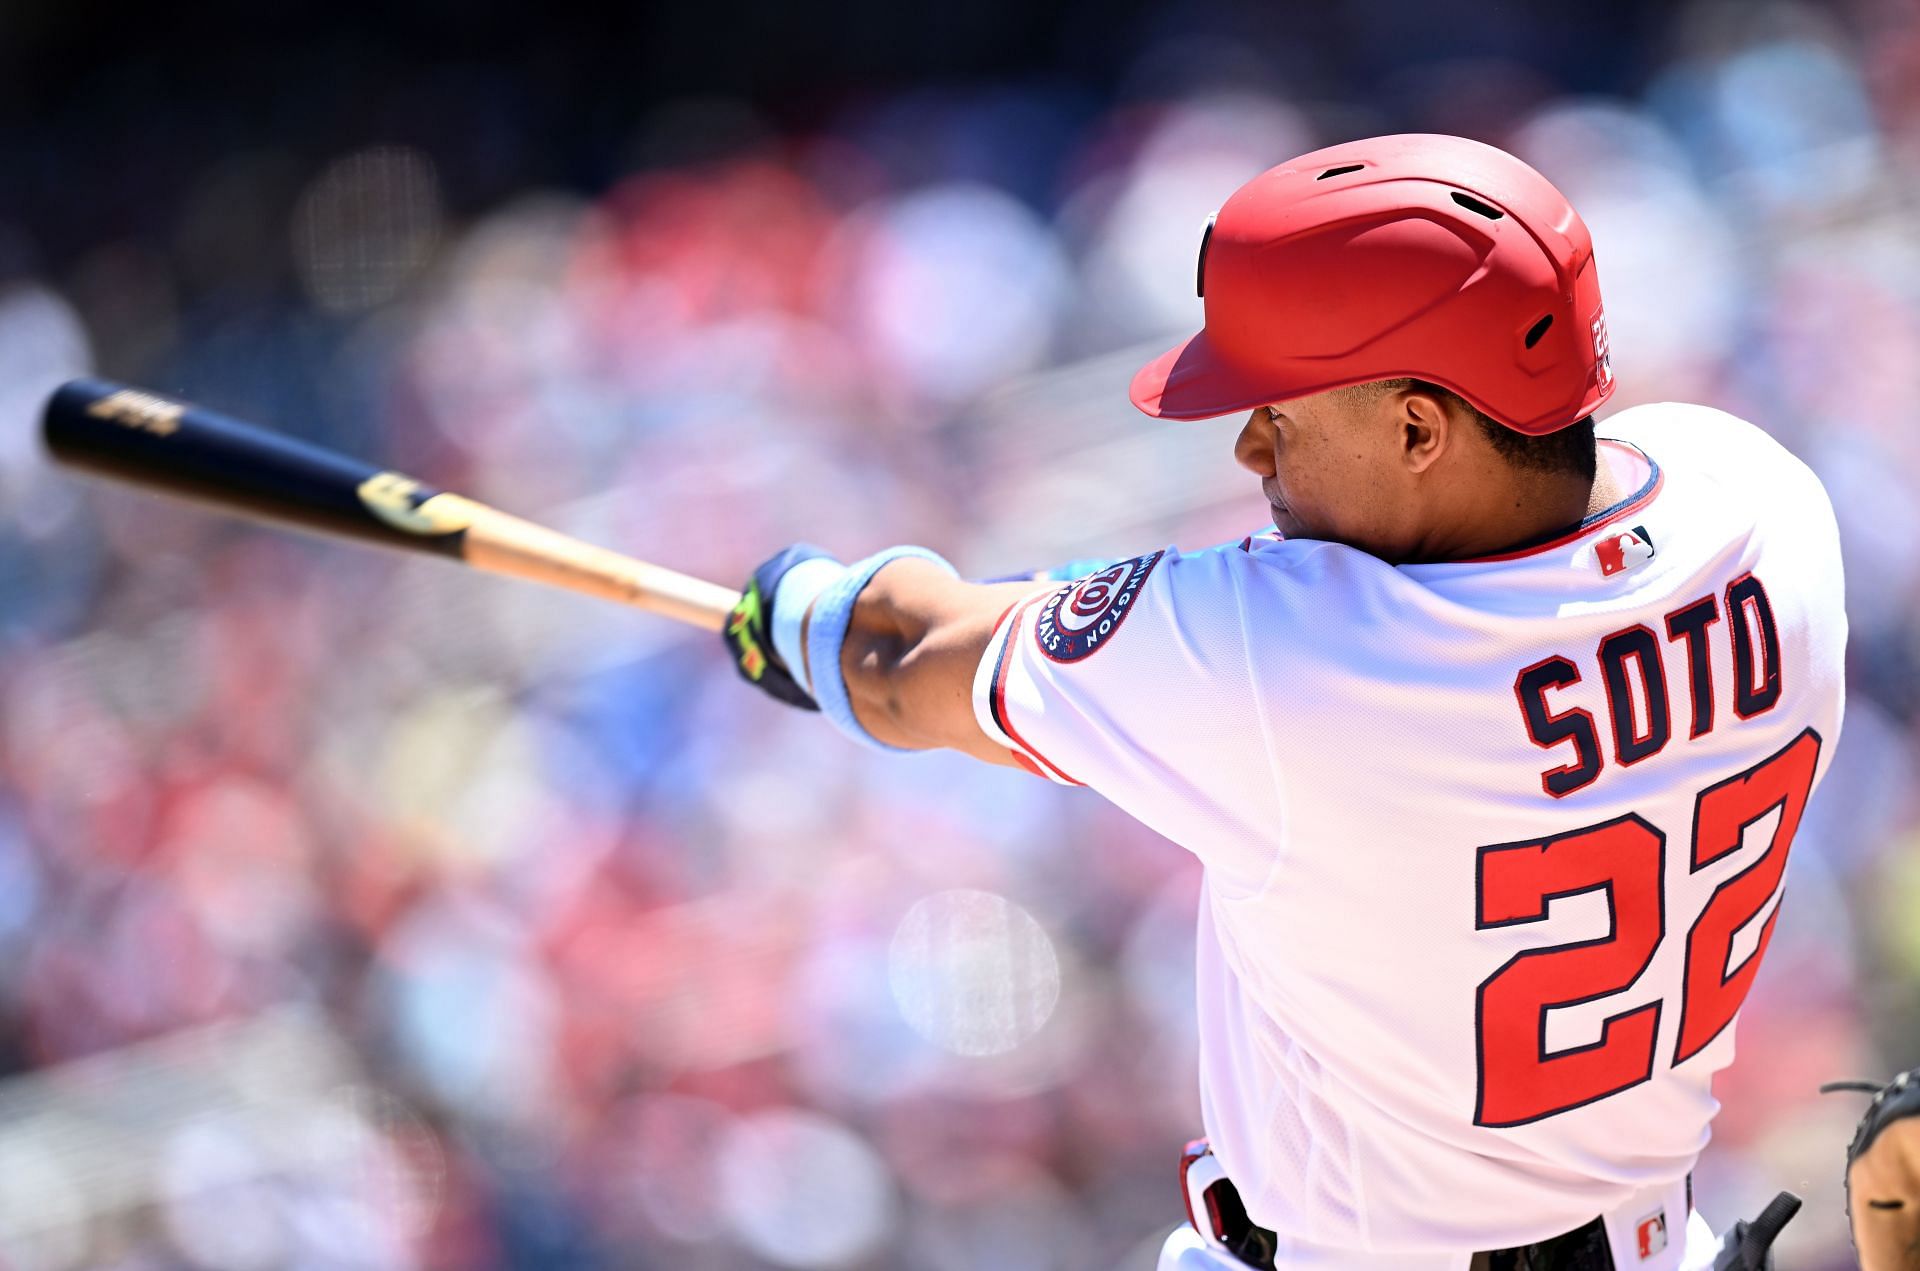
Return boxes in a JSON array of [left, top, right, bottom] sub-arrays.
[[1128, 134, 1615, 435]]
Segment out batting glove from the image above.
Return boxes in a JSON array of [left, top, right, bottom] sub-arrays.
[[724, 544, 845, 711]]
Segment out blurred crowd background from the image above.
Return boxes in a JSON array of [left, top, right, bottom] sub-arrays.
[[1, 0, 1917, 1267]]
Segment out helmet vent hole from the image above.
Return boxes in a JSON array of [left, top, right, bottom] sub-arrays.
[[1524, 315, 1554, 348], [1195, 213, 1217, 298], [1316, 164, 1364, 180], [1450, 192, 1505, 220]]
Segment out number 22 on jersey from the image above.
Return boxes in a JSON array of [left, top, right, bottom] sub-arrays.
[[1472, 727, 1819, 1126]]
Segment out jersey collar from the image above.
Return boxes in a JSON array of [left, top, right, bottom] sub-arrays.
[[1448, 440, 1662, 565]]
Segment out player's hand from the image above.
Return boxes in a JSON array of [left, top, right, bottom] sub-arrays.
[[724, 544, 840, 711]]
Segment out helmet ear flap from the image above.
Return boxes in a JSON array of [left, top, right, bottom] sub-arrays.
[[1196, 212, 1218, 299]]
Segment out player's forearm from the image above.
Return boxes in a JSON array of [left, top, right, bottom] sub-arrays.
[[828, 561, 1042, 757], [726, 544, 1047, 764]]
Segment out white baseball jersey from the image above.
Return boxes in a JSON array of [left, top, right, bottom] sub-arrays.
[[972, 403, 1846, 1262]]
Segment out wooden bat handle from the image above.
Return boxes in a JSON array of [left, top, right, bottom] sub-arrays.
[[42, 378, 742, 632], [452, 499, 741, 630]]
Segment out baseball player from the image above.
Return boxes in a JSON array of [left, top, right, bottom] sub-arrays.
[[723, 134, 1847, 1270]]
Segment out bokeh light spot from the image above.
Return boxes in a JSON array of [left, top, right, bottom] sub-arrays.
[[718, 1108, 894, 1267], [888, 888, 1061, 1057], [292, 146, 443, 313]]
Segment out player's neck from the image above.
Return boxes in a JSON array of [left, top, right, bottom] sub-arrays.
[[1412, 460, 1627, 564]]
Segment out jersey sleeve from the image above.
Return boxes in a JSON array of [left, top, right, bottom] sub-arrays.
[[972, 545, 1288, 891]]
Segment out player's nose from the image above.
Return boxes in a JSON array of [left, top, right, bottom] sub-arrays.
[[1234, 408, 1277, 478]]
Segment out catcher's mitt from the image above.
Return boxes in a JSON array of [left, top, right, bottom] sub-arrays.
[[1822, 1068, 1920, 1271]]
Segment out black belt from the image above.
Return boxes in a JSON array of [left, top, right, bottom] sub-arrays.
[[1180, 1141, 1623, 1270], [1217, 1212, 1613, 1271], [1197, 1176, 1616, 1271], [1475, 1214, 1613, 1270]]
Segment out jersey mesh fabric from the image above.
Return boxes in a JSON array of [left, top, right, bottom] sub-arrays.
[[971, 403, 1847, 1260]]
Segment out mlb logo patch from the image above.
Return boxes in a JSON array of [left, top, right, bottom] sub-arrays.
[[1635, 1210, 1668, 1259], [1596, 525, 1656, 577]]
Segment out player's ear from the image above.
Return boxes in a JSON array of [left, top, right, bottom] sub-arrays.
[[1397, 386, 1450, 475]]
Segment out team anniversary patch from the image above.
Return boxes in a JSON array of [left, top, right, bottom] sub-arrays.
[[1035, 551, 1164, 663]]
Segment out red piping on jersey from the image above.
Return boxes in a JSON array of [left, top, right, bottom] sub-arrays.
[[987, 600, 1051, 779], [1454, 441, 1664, 564], [989, 594, 1085, 786]]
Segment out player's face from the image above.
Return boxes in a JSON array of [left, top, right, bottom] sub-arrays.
[[1232, 389, 1427, 557]]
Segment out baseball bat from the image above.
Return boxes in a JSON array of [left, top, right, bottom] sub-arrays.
[[41, 378, 741, 631]]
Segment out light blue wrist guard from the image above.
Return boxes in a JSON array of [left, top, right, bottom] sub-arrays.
[[769, 556, 849, 697], [807, 545, 958, 751]]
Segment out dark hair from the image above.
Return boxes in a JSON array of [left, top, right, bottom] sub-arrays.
[[1402, 378, 1596, 480]]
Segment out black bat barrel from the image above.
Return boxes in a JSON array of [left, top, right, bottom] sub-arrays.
[[42, 378, 468, 556]]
